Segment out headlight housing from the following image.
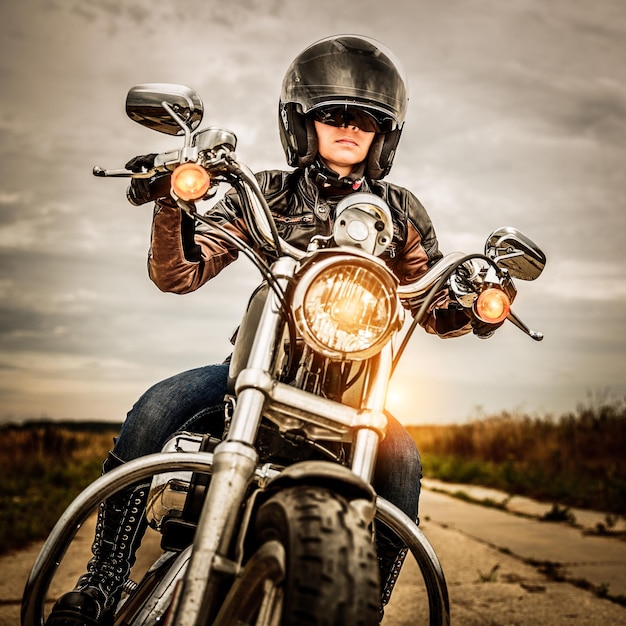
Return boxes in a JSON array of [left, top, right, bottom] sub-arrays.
[[293, 253, 401, 360]]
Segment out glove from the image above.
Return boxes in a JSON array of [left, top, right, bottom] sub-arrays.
[[471, 317, 505, 339], [126, 174, 172, 206], [434, 304, 472, 336], [125, 154, 172, 206], [125, 153, 158, 173]]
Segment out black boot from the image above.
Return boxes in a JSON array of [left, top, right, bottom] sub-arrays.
[[46, 453, 150, 626]]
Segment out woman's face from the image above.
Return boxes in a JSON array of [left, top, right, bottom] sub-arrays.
[[313, 120, 375, 178]]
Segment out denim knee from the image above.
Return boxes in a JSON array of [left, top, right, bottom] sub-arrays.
[[112, 364, 229, 461]]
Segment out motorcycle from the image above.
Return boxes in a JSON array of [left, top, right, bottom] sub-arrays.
[[22, 83, 546, 626]]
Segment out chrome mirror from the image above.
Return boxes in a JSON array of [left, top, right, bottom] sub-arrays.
[[485, 227, 546, 281], [125, 83, 204, 136]]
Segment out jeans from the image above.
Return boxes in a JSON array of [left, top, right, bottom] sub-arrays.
[[113, 363, 422, 522]]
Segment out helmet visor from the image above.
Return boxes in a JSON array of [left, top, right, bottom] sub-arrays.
[[307, 104, 394, 133]]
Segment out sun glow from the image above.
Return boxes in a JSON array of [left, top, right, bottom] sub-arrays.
[[386, 381, 410, 422]]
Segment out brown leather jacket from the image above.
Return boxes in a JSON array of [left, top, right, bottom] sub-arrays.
[[148, 167, 471, 337]]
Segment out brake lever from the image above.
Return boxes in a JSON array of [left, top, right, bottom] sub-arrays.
[[507, 308, 543, 341], [93, 166, 155, 178]]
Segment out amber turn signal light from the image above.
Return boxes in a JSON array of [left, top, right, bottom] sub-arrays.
[[474, 288, 510, 324], [171, 163, 211, 201]]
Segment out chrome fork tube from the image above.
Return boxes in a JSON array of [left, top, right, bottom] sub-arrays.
[[172, 442, 257, 626], [350, 345, 393, 483], [228, 256, 297, 442], [172, 257, 296, 626]]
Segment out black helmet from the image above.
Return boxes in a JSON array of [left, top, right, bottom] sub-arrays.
[[279, 34, 409, 180]]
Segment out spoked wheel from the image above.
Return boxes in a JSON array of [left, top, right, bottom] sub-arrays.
[[113, 549, 192, 626], [213, 540, 286, 626], [215, 485, 380, 626], [375, 497, 451, 625]]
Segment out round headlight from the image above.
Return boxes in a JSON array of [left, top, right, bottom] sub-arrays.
[[293, 254, 401, 360]]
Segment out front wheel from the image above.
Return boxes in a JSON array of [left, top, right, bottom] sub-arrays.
[[215, 485, 380, 626]]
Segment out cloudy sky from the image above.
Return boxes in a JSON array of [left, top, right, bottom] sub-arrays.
[[1, 0, 624, 425]]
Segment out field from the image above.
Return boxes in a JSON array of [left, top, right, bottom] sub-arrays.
[[408, 400, 626, 517], [1, 400, 625, 556], [0, 422, 118, 556]]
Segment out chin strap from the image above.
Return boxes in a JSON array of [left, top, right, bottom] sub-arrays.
[[309, 158, 366, 192]]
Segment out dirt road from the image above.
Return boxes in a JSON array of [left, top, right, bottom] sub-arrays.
[[4, 487, 626, 625], [385, 516, 626, 625]]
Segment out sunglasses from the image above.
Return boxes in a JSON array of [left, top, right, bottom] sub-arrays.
[[309, 106, 393, 133]]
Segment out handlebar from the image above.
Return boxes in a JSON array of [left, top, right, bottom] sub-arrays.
[[94, 142, 543, 342]]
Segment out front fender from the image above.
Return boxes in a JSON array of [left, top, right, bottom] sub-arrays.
[[262, 460, 376, 503], [257, 460, 378, 528]]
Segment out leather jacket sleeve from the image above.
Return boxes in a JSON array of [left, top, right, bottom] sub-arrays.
[[148, 200, 250, 294], [376, 183, 471, 338], [402, 225, 471, 338], [147, 170, 296, 294]]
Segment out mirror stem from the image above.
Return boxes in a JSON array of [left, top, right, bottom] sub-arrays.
[[162, 101, 192, 147]]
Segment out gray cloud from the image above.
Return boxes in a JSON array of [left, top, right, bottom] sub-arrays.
[[0, 0, 625, 423]]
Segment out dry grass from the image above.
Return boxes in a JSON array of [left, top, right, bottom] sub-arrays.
[[408, 400, 626, 515], [0, 423, 118, 555], [3, 400, 625, 555]]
